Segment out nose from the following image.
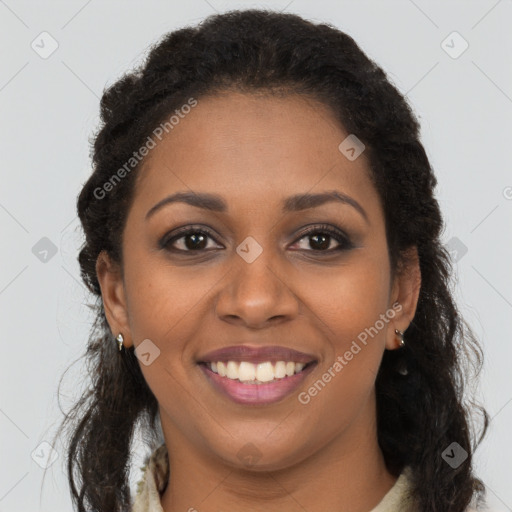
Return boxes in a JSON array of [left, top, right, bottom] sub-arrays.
[[214, 251, 300, 329]]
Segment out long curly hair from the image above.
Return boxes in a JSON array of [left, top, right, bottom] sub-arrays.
[[51, 9, 489, 512]]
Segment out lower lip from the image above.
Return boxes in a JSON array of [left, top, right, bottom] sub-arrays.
[[198, 362, 317, 405]]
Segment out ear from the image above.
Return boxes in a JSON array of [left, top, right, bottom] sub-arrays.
[[95, 250, 132, 349], [386, 246, 421, 350]]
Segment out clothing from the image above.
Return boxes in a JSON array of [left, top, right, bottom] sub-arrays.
[[132, 442, 419, 512]]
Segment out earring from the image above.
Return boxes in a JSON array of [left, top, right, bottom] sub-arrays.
[[116, 333, 124, 351], [395, 329, 405, 348]]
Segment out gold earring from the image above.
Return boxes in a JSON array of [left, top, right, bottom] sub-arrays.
[[395, 329, 405, 348], [116, 333, 124, 351]]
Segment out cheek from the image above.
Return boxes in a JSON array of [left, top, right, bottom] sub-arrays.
[[299, 262, 389, 426], [121, 256, 208, 405], [308, 255, 391, 339], [304, 255, 390, 401], [123, 253, 215, 342]]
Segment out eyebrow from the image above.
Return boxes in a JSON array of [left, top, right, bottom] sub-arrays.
[[145, 190, 369, 224]]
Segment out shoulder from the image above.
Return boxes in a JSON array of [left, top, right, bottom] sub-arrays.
[[132, 443, 169, 512], [370, 467, 418, 511], [372, 467, 495, 512]]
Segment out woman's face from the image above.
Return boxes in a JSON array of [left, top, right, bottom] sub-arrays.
[[98, 91, 420, 471]]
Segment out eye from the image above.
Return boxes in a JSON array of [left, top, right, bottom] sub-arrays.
[[160, 224, 354, 254], [160, 226, 222, 252], [291, 224, 354, 253]]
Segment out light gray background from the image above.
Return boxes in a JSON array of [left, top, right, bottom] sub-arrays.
[[1, 0, 511, 510]]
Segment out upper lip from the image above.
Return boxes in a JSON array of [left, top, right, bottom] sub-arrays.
[[197, 345, 317, 365]]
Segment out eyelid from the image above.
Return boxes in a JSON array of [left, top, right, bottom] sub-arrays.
[[159, 224, 222, 249], [160, 223, 354, 253], [291, 223, 354, 251]]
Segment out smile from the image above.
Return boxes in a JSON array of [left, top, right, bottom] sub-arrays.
[[198, 360, 317, 405]]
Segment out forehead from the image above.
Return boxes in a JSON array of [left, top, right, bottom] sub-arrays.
[[131, 91, 381, 218]]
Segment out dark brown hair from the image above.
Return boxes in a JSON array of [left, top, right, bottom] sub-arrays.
[[52, 9, 489, 511]]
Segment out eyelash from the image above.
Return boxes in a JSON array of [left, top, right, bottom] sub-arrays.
[[160, 224, 354, 255]]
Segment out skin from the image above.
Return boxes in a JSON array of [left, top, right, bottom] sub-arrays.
[[96, 91, 421, 512]]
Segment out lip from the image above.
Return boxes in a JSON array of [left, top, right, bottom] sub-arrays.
[[198, 360, 318, 405], [197, 345, 317, 365]]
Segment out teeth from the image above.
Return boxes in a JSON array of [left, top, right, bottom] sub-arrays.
[[239, 361, 256, 381], [217, 361, 227, 377], [226, 361, 239, 379], [205, 360, 308, 383], [256, 362, 274, 382], [275, 361, 287, 378], [286, 361, 296, 377]]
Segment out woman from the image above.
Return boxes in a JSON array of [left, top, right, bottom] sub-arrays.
[[54, 9, 489, 512]]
